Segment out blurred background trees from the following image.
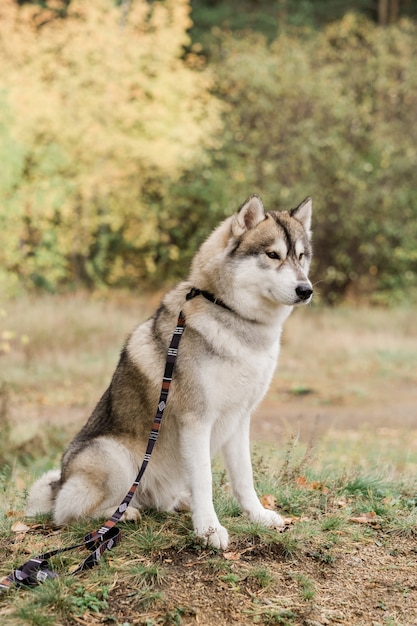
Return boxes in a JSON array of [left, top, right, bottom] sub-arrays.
[[1, 0, 416, 303]]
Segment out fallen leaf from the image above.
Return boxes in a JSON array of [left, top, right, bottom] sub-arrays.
[[223, 551, 241, 561], [311, 481, 329, 494], [349, 511, 379, 525], [382, 496, 398, 507], [296, 476, 329, 493], [11, 521, 30, 533], [260, 494, 277, 510]]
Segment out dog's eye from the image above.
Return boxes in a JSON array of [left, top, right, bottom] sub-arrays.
[[299, 252, 305, 261], [266, 251, 281, 260]]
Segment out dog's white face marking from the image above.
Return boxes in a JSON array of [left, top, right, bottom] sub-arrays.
[[264, 238, 288, 263], [295, 239, 306, 264]]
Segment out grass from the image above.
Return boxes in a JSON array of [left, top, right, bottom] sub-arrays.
[[290, 572, 316, 601], [1, 294, 417, 624], [274, 303, 417, 411], [2, 443, 416, 625], [244, 566, 275, 589]]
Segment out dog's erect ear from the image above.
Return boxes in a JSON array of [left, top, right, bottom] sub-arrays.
[[290, 197, 312, 237], [232, 194, 266, 238]]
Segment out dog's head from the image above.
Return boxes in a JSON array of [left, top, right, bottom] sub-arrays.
[[190, 194, 313, 318], [228, 194, 313, 307]]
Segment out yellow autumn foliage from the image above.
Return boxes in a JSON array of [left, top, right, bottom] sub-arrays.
[[0, 0, 220, 291]]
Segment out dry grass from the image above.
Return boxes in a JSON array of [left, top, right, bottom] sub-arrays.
[[1, 293, 155, 449], [2, 292, 155, 399], [1, 294, 416, 467], [278, 304, 417, 399], [259, 304, 417, 475]]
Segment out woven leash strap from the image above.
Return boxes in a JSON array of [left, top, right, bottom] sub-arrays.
[[0, 309, 187, 593]]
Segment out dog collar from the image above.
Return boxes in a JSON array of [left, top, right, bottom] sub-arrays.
[[186, 287, 232, 312]]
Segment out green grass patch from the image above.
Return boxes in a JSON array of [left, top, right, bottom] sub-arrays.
[[1, 439, 417, 625]]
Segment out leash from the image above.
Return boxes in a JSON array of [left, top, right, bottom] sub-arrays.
[[0, 288, 226, 593]]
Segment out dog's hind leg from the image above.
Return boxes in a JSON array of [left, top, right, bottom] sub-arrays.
[[53, 437, 141, 525], [25, 469, 61, 517]]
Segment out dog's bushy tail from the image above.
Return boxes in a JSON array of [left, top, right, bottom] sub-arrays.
[[25, 469, 60, 517]]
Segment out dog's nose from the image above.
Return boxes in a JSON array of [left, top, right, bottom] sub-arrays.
[[295, 284, 313, 301]]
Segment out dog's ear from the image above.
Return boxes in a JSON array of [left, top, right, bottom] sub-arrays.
[[291, 197, 312, 237], [232, 194, 266, 238]]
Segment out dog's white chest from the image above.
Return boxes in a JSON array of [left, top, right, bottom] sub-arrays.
[[198, 326, 281, 418]]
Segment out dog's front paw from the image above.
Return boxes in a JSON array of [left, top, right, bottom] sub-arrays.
[[121, 506, 142, 523], [194, 521, 229, 550], [250, 508, 285, 529]]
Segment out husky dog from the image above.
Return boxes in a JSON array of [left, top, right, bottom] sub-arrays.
[[26, 194, 313, 549]]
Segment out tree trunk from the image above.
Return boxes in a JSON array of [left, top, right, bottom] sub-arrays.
[[379, 0, 401, 25], [378, 0, 389, 25], [389, 0, 400, 23]]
